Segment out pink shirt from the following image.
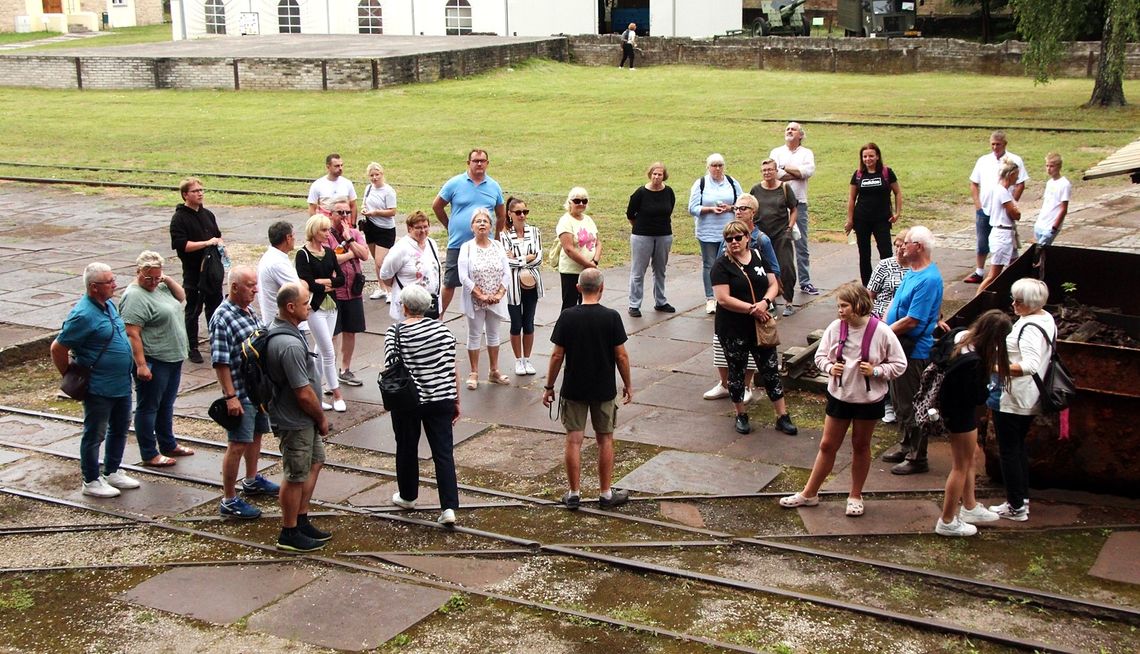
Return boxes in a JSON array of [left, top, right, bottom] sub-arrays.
[[815, 317, 908, 403]]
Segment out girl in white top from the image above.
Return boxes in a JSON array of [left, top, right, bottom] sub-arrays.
[[458, 208, 511, 389], [361, 162, 398, 301], [380, 211, 441, 322], [976, 159, 1022, 295]]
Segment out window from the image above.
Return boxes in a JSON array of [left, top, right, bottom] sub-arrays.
[[205, 0, 226, 34], [110, 0, 127, 6], [358, 0, 383, 34], [444, 0, 471, 35], [278, 0, 300, 33]]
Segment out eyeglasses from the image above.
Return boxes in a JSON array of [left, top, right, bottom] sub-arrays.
[[141, 275, 162, 283], [571, 198, 589, 205], [732, 206, 753, 212], [92, 279, 116, 286], [725, 234, 746, 243], [469, 158, 488, 164], [333, 210, 352, 216], [709, 163, 724, 168], [512, 209, 530, 216]]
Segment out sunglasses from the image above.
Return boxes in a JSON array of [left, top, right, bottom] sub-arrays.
[[725, 234, 747, 243], [571, 198, 589, 205], [512, 209, 530, 216], [333, 210, 352, 216]]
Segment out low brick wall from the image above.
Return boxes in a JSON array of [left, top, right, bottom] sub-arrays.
[[0, 38, 568, 90]]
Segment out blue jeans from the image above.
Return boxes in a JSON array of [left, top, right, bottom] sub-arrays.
[[975, 208, 991, 255], [629, 234, 673, 308], [134, 358, 183, 460], [1034, 226, 1057, 246], [699, 240, 721, 299], [81, 393, 132, 482], [794, 202, 812, 285]]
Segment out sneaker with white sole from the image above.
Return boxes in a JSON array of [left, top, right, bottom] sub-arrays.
[[369, 288, 385, 300], [219, 496, 262, 519], [705, 299, 717, 314], [783, 304, 795, 317], [523, 359, 536, 375], [704, 382, 730, 400], [935, 517, 978, 536], [515, 359, 527, 376], [103, 470, 140, 489], [882, 403, 896, 423], [338, 369, 363, 387], [959, 503, 999, 524], [438, 508, 457, 526], [82, 477, 120, 498], [988, 501, 1029, 521], [321, 401, 333, 411], [332, 399, 347, 412], [742, 388, 753, 404], [391, 492, 416, 510]]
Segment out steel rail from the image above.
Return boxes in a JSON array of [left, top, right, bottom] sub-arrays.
[[0, 522, 136, 535], [0, 176, 305, 198], [342, 549, 535, 558], [1, 558, 287, 575]]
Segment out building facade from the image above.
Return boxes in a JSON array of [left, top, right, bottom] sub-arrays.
[[4, 0, 162, 33]]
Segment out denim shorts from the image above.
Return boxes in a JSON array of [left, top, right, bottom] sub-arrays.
[[975, 208, 991, 254], [226, 400, 271, 443]]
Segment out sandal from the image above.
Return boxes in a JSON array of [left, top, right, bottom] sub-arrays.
[[778, 492, 819, 508], [142, 455, 177, 467], [846, 497, 864, 517], [164, 445, 195, 457], [466, 373, 479, 390], [488, 371, 511, 385]]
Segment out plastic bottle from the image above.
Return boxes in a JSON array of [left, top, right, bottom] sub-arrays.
[[218, 244, 231, 270]]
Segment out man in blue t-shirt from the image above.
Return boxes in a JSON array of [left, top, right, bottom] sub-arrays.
[[882, 225, 943, 475], [431, 148, 506, 315]]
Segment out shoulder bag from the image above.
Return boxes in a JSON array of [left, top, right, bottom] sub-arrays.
[[1017, 322, 1076, 412], [731, 249, 779, 347], [378, 324, 420, 412], [60, 321, 115, 401]]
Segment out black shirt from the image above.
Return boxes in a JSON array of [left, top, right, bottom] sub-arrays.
[[626, 185, 676, 237], [710, 250, 773, 344], [169, 203, 222, 285], [550, 303, 628, 401], [849, 167, 898, 223]]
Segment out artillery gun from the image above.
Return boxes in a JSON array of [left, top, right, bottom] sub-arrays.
[[752, 0, 811, 37]]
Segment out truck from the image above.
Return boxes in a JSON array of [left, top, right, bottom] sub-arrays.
[[837, 0, 923, 38]]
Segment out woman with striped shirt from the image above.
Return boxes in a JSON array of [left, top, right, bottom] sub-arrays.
[[385, 284, 461, 526], [500, 196, 543, 376]]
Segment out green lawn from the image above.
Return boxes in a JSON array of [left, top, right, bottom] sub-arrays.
[[0, 60, 1136, 261], [22, 23, 172, 50], [0, 31, 56, 46]]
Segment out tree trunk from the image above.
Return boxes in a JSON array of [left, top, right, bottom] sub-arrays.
[[980, 0, 993, 43], [1085, 10, 1128, 107]]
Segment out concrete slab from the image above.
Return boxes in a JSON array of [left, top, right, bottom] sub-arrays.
[[0, 287, 75, 308], [127, 446, 274, 480], [824, 439, 952, 493], [636, 316, 715, 344], [346, 480, 492, 509], [0, 449, 27, 466], [615, 407, 741, 452], [622, 335, 709, 370], [970, 498, 1085, 530], [0, 415, 81, 446], [720, 425, 844, 470], [1088, 531, 1140, 585], [309, 468, 380, 504], [633, 380, 735, 416], [247, 569, 452, 652], [375, 554, 522, 589], [455, 428, 584, 477], [658, 501, 707, 529], [328, 416, 489, 459], [616, 451, 781, 495], [795, 498, 944, 536], [120, 564, 318, 624]]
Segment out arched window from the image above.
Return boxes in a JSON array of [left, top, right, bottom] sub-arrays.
[[205, 0, 226, 34], [444, 0, 471, 35], [358, 0, 383, 34], [278, 0, 300, 33]]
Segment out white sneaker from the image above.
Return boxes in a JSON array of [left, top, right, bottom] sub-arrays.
[[705, 299, 717, 314], [438, 508, 456, 525], [882, 403, 896, 424], [332, 399, 347, 412], [743, 388, 753, 404], [935, 517, 977, 536], [369, 288, 384, 300], [82, 477, 120, 498], [321, 401, 333, 411], [704, 382, 730, 400], [523, 359, 536, 375], [103, 470, 140, 490], [514, 359, 527, 376], [988, 501, 1029, 521], [391, 492, 416, 510], [385, 294, 391, 304], [959, 503, 999, 524]]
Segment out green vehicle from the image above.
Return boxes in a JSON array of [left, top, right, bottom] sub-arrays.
[[837, 0, 923, 38], [752, 0, 811, 37]]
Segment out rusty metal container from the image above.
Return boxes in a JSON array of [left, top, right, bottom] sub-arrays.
[[950, 244, 1140, 498]]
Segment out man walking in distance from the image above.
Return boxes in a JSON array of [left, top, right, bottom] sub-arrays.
[[170, 177, 223, 364], [769, 122, 820, 296], [618, 22, 637, 69], [542, 268, 633, 510], [257, 221, 301, 325], [266, 283, 331, 552], [326, 198, 370, 387], [965, 131, 1028, 283], [51, 263, 141, 497], [431, 149, 506, 315], [209, 265, 280, 519], [881, 226, 942, 475], [307, 153, 357, 221]]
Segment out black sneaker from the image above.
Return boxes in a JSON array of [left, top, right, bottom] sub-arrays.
[[276, 528, 325, 553], [297, 515, 332, 542], [187, 350, 204, 364], [561, 491, 581, 510], [775, 414, 798, 435], [654, 303, 676, 313], [734, 413, 752, 434], [598, 489, 630, 509], [627, 307, 642, 318]]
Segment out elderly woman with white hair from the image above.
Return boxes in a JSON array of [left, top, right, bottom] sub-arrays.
[[990, 278, 1055, 522], [689, 153, 744, 314], [386, 284, 461, 526], [556, 186, 601, 310], [458, 207, 511, 389], [120, 250, 195, 467]]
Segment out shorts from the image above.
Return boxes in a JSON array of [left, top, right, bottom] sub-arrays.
[[443, 248, 461, 288], [560, 396, 619, 434], [825, 393, 886, 421], [712, 334, 757, 371], [333, 296, 366, 334], [975, 208, 991, 255], [987, 227, 1017, 266], [277, 424, 326, 482], [1034, 226, 1057, 246], [362, 221, 396, 248], [227, 400, 271, 443]]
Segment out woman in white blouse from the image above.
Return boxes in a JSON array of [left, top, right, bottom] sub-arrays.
[[458, 208, 511, 389], [380, 211, 442, 322]]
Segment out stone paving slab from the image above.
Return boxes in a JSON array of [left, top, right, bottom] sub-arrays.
[[824, 438, 952, 493], [658, 501, 707, 529], [374, 554, 522, 589], [120, 564, 318, 624], [0, 449, 27, 466], [970, 498, 1085, 530], [719, 424, 842, 470], [1088, 531, 1140, 585], [310, 468, 381, 504], [455, 428, 584, 477], [346, 480, 493, 509], [247, 569, 452, 652], [0, 415, 81, 446], [622, 334, 709, 370], [616, 451, 781, 495], [633, 380, 736, 416], [615, 407, 742, 453], [0, 269, 74, 293], [636, 315, 716, 343], [0, 287, 75, 308], [794, 498, 944, 536], [329, 415, 490, 459]]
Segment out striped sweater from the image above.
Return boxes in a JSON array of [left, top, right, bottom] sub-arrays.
[[384, 319, 458, 403]]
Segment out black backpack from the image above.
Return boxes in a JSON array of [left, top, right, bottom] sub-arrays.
[[912, 327, 972, 438], [238, 325, 300, 413], [699, 174, 739, 206]]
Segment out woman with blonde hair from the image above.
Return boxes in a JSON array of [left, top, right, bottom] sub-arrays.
[[295, 214, 346, 412], [360, 162, 397, 301], [556, 186, 601, 310], [976, 158, 1022, 295]]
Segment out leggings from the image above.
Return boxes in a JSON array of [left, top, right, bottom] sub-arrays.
[[466, 307, 502, 350], [721, 336, 783, 404], [508, 287, 539, 335], [308, 308, 340, 392], [559, 272, 581, 311]]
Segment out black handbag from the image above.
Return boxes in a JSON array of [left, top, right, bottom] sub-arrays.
[[1017, 322, 1077, 413], [59, 323, 114, 401], [199, 245, 225, 292], [378, 324, 420, 412]]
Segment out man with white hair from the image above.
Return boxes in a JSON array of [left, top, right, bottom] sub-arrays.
[[770, 122, 819, 296], [881, 226, 942, 475]]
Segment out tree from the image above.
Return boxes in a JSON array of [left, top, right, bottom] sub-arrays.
[[1010, 0, 1140, 107], [949, 0, 1011, 44]]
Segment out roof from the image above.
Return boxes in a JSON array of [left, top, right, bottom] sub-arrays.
[[1084, 137, 1140, 181]]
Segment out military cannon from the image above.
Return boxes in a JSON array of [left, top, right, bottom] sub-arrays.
[[752, 0, 811, 37]]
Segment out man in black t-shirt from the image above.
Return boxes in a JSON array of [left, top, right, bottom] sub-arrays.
[[543, 269, 633, 511]]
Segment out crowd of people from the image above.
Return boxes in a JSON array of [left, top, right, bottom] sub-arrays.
[[50, 130, 1070, 548]]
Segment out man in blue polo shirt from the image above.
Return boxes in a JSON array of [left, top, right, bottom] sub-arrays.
[[881, 225, 942, 475], [431, 148, 506, 315], [51, 263, 140, 498]]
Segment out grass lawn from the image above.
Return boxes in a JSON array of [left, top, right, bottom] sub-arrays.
[[0, 60, 1136, 261], [22, 23, 173, 50], [0, 31, 56, 46]]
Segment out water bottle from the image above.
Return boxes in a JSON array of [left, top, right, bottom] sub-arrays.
[[218, 244, 231, 270], [927, 407, 940, 422], [792, 224, 802, 241]]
